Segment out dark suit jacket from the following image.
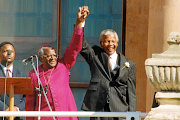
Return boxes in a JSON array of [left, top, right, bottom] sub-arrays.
[[0, 66, 28, 120], [80, 38, 137, 112], [152, 92, 159, 108]]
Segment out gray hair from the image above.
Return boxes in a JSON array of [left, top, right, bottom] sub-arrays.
[[99, 29, 119, 42], [38, 47, 48, 59], [38, 45, 56, 60]]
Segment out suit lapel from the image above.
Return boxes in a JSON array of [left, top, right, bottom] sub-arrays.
[[0, 65, 5, 77], [115, 53, 128, 82], [12, 68, 18, 77], [97, 51, 112, 81]]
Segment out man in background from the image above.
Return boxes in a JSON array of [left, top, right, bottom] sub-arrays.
[[0, 42, 28, 120]]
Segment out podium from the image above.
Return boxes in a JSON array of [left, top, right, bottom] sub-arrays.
[[0, 77, 33, 120]]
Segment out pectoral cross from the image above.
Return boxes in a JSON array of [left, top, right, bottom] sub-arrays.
[[45, 85, 48, 94]]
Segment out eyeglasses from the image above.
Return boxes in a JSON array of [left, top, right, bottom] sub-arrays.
[[43, 54, 58, 59]]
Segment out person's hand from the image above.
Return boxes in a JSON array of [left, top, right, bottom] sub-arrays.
[[77, 6, 89, 22], [5, 106, 19, 120], [75, 6, 90, 28], [5, 106, 19, 111]]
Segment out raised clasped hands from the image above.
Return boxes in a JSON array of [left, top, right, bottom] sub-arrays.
[[75, 6, 90, 28]]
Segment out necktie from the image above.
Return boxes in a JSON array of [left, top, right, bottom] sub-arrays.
[[109, 56, 112, 70], [6, 69, 10, 77]]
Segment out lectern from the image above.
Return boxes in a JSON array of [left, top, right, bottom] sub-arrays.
[[0, 77, 33, 120]]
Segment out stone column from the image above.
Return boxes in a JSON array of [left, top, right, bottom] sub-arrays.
[[145, 32, 180, 119]]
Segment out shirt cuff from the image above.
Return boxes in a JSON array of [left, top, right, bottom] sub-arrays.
[[74, 27, 83, 35], [81, 21, 85, 27]]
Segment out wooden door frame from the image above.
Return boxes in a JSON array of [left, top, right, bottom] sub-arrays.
[[57, 0, 62, 57], [122, 0, 126, 55]]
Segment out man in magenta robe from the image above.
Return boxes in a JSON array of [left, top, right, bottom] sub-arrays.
[[25, 6, 89, 120]]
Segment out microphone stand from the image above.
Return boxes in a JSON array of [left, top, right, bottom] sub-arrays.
[[3, 50, 13, 120], [29, 57, 55, 120], [3, 61, 9, 120]]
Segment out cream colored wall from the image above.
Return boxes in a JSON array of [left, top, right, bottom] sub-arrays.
[[126, 0, 180, 113]]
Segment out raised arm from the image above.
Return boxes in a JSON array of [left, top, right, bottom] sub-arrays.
[[63, 6, 89, 69], [75, 6, 89, 28]]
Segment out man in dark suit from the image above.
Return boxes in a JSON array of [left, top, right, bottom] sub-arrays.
[[0, 42, 28, 120], [80, 28, 137, 120]]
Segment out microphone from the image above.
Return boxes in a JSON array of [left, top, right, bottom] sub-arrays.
[[7, 50, 12, 56], [6, 50, 12, 63], [22, 55, 35, 65]]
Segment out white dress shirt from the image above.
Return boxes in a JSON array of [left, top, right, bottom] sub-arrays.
[[109, 51, 118, 70], [0, 64, 13, 77]]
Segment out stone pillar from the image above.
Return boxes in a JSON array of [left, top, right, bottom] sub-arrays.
[[145, 32, 180, 119]]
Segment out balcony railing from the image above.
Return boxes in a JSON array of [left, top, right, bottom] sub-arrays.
[[0, 111, 148, 120]]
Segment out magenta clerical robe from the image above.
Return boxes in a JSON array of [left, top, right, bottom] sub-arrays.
[[25, 27, 83, 120]]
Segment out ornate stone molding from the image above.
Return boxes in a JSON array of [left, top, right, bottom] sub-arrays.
[[145, 32, 180, 119], [145, 32, 180, 92]]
